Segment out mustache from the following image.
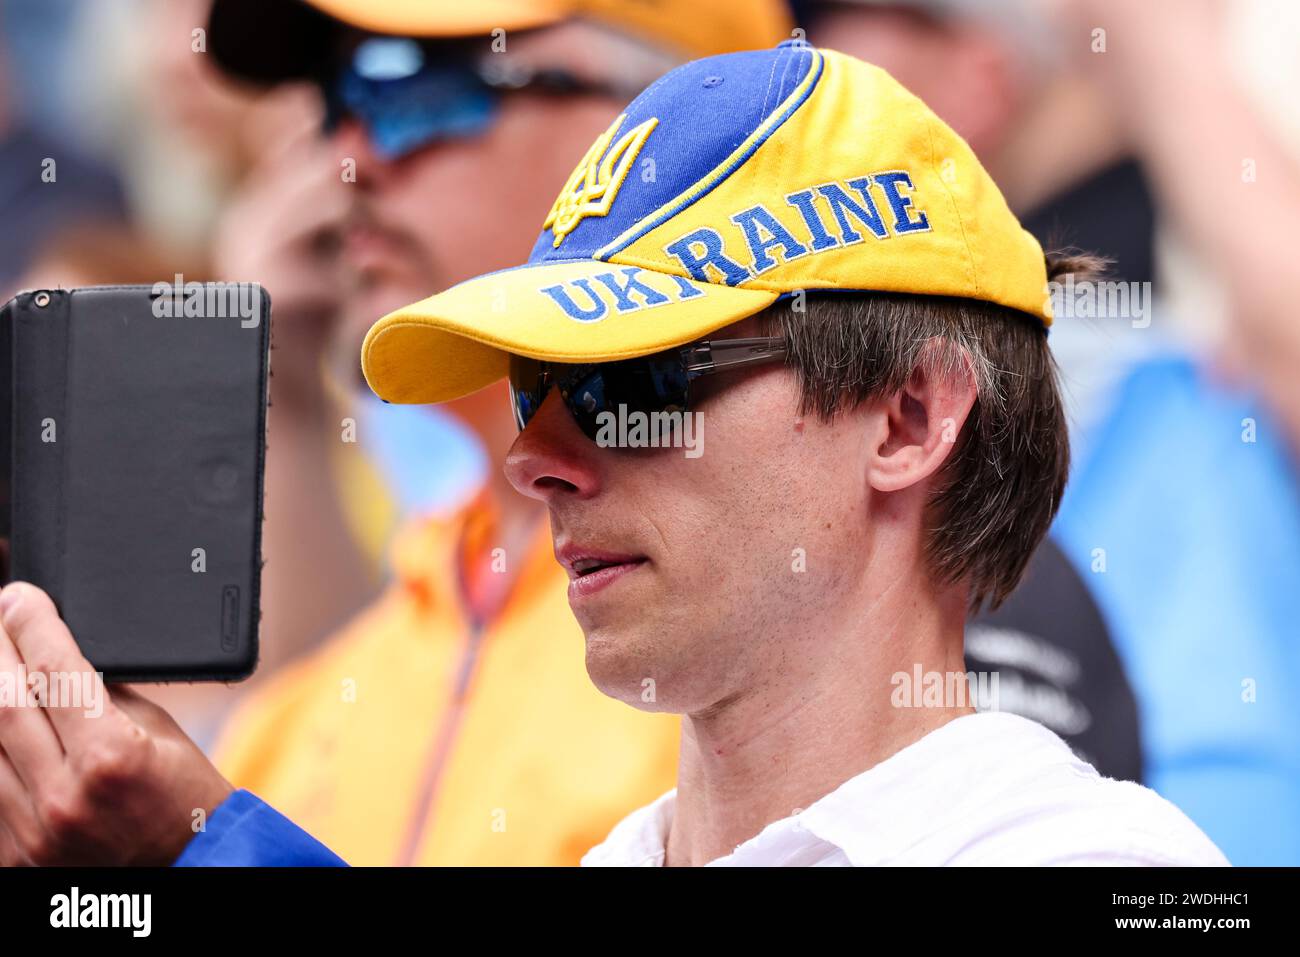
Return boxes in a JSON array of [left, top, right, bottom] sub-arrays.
[[546, 509, 658, 563], [343, 208, 426, 258]]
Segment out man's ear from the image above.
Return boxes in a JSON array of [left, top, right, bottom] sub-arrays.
[[867, 339, 978, 494]]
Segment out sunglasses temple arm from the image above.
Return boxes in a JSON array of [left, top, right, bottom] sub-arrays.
[[682, 337, 789, 376]]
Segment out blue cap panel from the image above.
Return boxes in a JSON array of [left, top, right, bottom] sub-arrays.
[[527, 42, 820, 264]]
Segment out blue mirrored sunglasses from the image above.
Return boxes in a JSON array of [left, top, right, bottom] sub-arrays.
[[321, 37, 632, 160]]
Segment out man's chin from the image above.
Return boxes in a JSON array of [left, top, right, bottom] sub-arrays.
[[349, 279, 430, 334], [582, 627, 670, 712], [582, 626, 705, 714], [339, 283, 430, 387]]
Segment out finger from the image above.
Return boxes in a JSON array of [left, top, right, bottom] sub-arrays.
[[241, 86, 322, 169], [0, 583, 116, 753], [236, 143, 350, 242], [0, 746, 42, 866], [0, 820, 28, 867], [0, 602, 65, 788]]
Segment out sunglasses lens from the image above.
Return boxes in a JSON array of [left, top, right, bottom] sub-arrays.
[[557, 352, 690, 443], [510, 351, 692, 444], [508, 356, 547, 432], [328, 47, 499, 158], [556, 366, 609, 441], [612, 352, 691, 415]]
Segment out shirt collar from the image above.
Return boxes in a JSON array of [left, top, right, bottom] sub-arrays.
[[581, 788, 676, 867], [796, 712, 1082, 864], [582, 712, 1078, 866]]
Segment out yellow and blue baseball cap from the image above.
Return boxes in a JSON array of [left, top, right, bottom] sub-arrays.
[[362, 41, 1052, 405]]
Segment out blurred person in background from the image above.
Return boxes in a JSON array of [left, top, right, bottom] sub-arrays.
[[1052, 0, 1300, 867], [63, 0, 323, 258], [208, 107, 390, 689], [805, 0, 1145, 787], [7, 0, 408, 743], [6, 0, 382, 746], [188, 0, 794, 865], [807, 0, 1300, 865], [0, 34, 127, 293]]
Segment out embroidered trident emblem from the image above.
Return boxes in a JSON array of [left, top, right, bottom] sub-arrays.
[[543, 113, 658, 247]]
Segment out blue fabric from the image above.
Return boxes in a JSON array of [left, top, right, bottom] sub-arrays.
[[1054, 356, 1300, 866], [357, 391, 485, 520], [529, 43, 819, 260], [173, 790, 347, 867]]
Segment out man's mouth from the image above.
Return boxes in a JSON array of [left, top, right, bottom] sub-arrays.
[[556, 545, 649, 601], [343, 221, 405, 264]]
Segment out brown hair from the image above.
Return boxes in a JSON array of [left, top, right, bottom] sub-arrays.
[[756, 250, 1108, 613]]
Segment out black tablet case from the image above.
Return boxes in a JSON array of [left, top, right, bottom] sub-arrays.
[[2, 285, 270, 682]]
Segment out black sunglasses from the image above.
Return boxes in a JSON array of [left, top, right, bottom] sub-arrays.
[[509, 336, 790, 443]]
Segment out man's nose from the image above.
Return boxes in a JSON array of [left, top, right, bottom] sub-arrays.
[[504, 391, 604, 503], [326, 117, 386, 188]]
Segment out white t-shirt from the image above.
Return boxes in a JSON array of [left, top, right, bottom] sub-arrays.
[[581, 711, 1230, 866]]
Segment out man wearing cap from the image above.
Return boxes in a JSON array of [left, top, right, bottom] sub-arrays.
[[0, 37, 1228, 865], [364, 40, 1229, 866], [0, 1, 793, 868]]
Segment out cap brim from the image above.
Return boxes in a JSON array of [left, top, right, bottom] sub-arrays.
[[209, 0, 567, 85], [361, 260, 779, 404]]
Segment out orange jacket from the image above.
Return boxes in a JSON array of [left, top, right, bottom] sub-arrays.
[[213, 497, 679, 865]]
